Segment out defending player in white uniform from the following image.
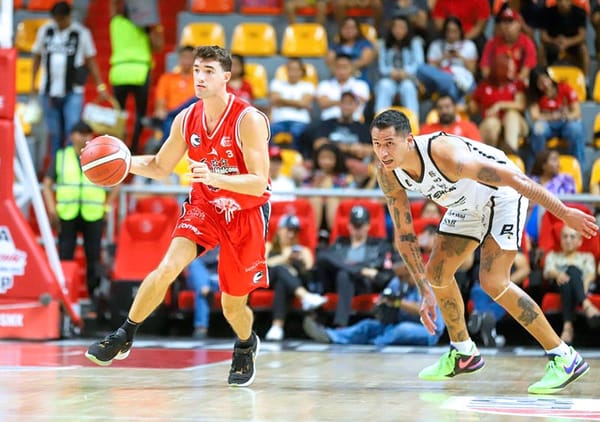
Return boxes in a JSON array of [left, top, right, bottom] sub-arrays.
[[371, 109, 597, 394]]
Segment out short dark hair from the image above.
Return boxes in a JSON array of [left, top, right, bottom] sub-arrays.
[[178, 45, 195, 54], [194, 45, 232, 72], [51, 1, 72, 17], [70, 121, 93, 135], [370, 109, 412, 136], [335, 53, 353, 62], [435, 93, 455, 106]]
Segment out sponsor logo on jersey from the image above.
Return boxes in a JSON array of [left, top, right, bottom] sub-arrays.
[[220, 136, 232, 147], [190, 133, 201, 147]]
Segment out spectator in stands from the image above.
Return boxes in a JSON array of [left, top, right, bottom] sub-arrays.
[[538, 0, 589, 77], [153, 45, 196, 145], [480, 4, 538, 85], [285, 0, 327, 26], [32, 1, 107, 157], [316, 205, 395, 327], [416, 16, 478, 103], [543, 226, 598, 344], [269, 58, 316, 151], [303, 263, 445, 346], [526, 66, 586, 168], [109, 0, 164, 154], [591, 3, 600, 61], [431, 0, 491, 53], [525, 149, 577, 244], [269, 146, 299, 202], [326, 17, 377, 84], [265, 215, 328, 341], [382, 0, 433, 44], [468, 246, 531, 347], [306, 143, 354, 232], [374, 16, 424, 117], [469, 53, 528, 155], [226, 54, 253, 103], [309, 91, 372, 162], [42, 122, 118, 313], [186, 247, 220, 339], [332, 0, 383, 32], [420, 94, 481, 139], [317, 54, 370, 122]]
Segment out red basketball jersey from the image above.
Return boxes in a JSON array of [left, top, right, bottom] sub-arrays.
[[181, 94, 271, 217]]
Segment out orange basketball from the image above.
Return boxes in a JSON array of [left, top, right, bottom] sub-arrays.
[[80, 135, 131, 187]]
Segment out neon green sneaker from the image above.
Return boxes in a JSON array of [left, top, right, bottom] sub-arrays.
[[419, 346, 485, 381], [528, 348, 590, 394]]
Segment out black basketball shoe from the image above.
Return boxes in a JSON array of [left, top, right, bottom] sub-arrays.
[[228, 332, 260, 387], [85, 328, 132, 366]]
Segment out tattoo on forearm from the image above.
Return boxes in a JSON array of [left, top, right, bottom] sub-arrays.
[[399, 233, 417, 242], [404, 212, 412, 225], [477, 167, 502, 183], [517, 178, 567, 219], [393, 207, 401, 227], [517, 296, 539, 326]]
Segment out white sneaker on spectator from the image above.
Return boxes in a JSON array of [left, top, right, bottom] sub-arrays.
[[301, 293, 328, 311], [265, 325, 284, 341]]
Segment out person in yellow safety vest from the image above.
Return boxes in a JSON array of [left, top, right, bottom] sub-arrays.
[[42, 121, 119, 313]]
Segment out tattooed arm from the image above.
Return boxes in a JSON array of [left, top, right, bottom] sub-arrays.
[[430, 138, 599, 239], [376, 166, 428, 292]]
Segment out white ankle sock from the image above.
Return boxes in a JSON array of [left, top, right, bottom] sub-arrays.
[[546, 342, 571, 357], [451, 339, 477, 355]]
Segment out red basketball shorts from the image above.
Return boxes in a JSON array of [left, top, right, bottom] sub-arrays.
[[172, 201, 271, 296]]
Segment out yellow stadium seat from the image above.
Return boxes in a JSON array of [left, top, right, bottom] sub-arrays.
[[383, 106, 419, 135], [546, 136, 569, 150], [15, 103, 32, 136], [244, 63, 268, 99], [593, 113, 600, 149], [230, 23, 277, 57], [360, 23, 378, 47], [190, 0, 234, 13], [16, 57, 41, 94], [15, 18, 49, 53], [280, 149, 303, 177], [179, 22, 225, 48], [281, 23, 328, 57], [548, 65, 586, 101], [506, 154, 525, 173], [589, 158, 600, 191], [274, 62, 319, 87], [173, 153, 190, 186], [558, 154, 583, 193], [593, 71, 600, 103]]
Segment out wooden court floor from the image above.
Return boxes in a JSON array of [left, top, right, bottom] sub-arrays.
[[1, 339, 599, 421]]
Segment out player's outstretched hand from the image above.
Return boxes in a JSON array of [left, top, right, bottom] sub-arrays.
[[419, 284, 438, 336], [562, 207, 599, 239]]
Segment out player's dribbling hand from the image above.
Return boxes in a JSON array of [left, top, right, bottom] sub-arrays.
[[563, 207, 599, 239], [187, 159, 215, 185], [419, 284, 438, 335]]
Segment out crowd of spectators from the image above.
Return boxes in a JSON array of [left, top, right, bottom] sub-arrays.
[[24, 0, 600, 346]]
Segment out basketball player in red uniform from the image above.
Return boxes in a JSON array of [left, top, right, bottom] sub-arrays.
[[85, 46, 271, 387]]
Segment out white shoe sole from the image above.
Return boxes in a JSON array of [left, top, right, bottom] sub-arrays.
[[84, 348, 131, 366]]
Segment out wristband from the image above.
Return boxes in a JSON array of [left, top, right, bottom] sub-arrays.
[[97, 83, 107, 92]]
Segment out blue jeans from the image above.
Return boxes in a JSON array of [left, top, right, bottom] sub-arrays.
[[270, 120, 309, 151], [326, 317, 443, 347], [374, 77, 419, 117], [186, 259, 219, 329], [470, 282, 506, 322], [416, 64, 462, 102], [527, 119, 585, 167], [41, 93, 83, 157]]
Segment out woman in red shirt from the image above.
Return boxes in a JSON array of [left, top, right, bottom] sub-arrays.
[[469, 53, 528, 154], [527, 66, 585, 170]]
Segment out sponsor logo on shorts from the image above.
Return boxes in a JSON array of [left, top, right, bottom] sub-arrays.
[[500, 224, 514, 238], [177, 223, 202, 236], [253, 271, 264, 284]]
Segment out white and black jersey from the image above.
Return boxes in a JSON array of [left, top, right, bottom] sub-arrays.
[[32, 21, 97, 97], [393, 132, 527, 249]]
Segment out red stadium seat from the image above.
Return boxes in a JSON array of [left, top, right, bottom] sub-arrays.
[[190, 0, 234, 13], [112, 213, 172, 280], [538, 203, 600, 262], [28, 0, 72, 11], [135, 195, 181, 223], [330, 199, 387, 242], [239, 0, 283, 15]]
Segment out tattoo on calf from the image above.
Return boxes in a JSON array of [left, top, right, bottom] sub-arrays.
[[477, 167, 501, 183], [517, 296, 538, 326]]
